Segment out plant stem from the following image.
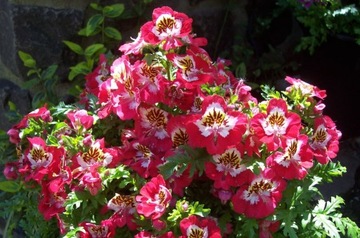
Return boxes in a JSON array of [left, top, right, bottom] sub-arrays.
[[4, 210, 14, 238]]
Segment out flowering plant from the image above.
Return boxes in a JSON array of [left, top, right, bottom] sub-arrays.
[[3, 6, 360, 238]]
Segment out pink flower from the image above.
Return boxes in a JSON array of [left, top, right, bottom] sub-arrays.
[[231, 169, 286, 219], [133, 60, 167, 104], [23, 137, 65, 183], [66, 109, 94, 131], [75, 138, 113, 169], [167, 46, 214, 89], [179, 215, 222, 238], [309, 115, 342, 164], [7, 128, 21, 144], [266, 134, 314, 180], [187, 94, 248, 154], [38, 180, 67, 220], [3, 162, 19, 180], [251, 98, 302, 151], [97, 55, 141, 120], [12, 106, 52, 130], [166, 115, 190, 148], [27, 106, 52, 122], [259, 220, 280, 238], [136, 174, 172, 220], [211, 188, 234, 204], [85, 54, 110, 96], [285, 76, 327, 99], [134, 231, 175, 238], [121, 139, 163, 178], [140, 6, 193, 50], [134, 104, 173, 152], [107, 193, 137, 230], [119, 31, 149, 55], [80, 167, 102, 195], [78, 221, 115, 238], [205, 146, 249, 190]]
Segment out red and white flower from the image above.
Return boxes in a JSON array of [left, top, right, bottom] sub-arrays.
[[66, 109, 94, 132], [251, 98, 302, 151], [179, 215, 222, 238], [285, 76, 327, 99], [187, 95, 248, 154], [107, 193, 137, 230], [136, 174, 172, 220], [140, 6, 193, 50], [205, 146, 249, 190], [76, 139, 113, 169], [78, 221, 115, 238], [231, 169, 286, 219], [266, 134, 314, 180], [309, 115, 341, 164]]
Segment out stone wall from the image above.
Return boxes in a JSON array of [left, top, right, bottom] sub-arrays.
[[0, 0, 93, 130]]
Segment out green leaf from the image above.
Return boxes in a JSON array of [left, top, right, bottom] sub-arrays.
[[84, 44, 105, 58], [8, 101, 17, 111], [41, 64, 58, 81], [46, 135, 59, 146], [31, 91, 46, 108], [89, 3, 102, 11], [18, 51, 36, 68], [63, 40, 84, 55], [341, 217, 360, 237], [23, 58, 37, 68], [312, 196, 345, 238], [22, 78, 40, 89], [158, 152, 192, 180], [103, 3, 125, 18], [85, 14, 104, 36], [26, 69, 38, 77], [189, 201, 211, 217], [241, 218, 258, 238], [235, 62, 246, 78], [314, 214, 340, 238], [18, 50, 33, 62], [68, 62, 91, 80], [104, 26, 122, 40], [101, 166, 132, 188], [0, 181, 21, 193], [77, 27, 87, 36], [63, 227, 85, 238]]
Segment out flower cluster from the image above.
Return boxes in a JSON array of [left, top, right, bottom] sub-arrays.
[[4, 6, 348, 238]]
